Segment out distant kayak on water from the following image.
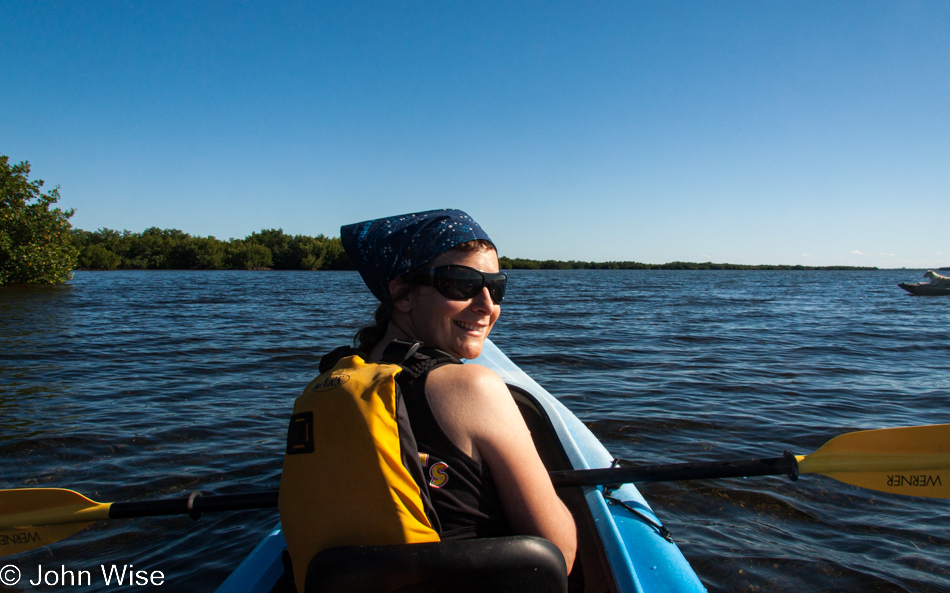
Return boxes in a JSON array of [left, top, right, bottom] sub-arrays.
[[899, 270, 950, 296]]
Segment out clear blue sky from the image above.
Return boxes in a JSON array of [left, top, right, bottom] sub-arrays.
[[4, 2, 948, 268]]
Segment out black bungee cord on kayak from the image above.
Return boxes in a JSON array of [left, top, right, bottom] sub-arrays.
[[604, 496, 675, 543], [601, 459, 674, 543]]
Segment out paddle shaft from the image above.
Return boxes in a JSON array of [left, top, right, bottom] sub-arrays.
[[109, 490, 279, 520], [549, 454, 798, 488], [110, 457, 799, 518], [26, 457, 796, 524]]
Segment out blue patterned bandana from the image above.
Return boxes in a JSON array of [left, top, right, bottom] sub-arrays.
[[341, 209, 495, 301]]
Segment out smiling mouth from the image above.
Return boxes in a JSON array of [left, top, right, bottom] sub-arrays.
[[454, 320, 485, 333]]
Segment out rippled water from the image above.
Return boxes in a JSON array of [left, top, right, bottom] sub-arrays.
[[2, 270, 949, 592]]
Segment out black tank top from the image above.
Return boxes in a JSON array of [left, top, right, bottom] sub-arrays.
[[395, 348, 511, 540]]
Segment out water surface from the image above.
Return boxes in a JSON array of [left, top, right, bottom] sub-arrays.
[[1, 270, 948, 591]]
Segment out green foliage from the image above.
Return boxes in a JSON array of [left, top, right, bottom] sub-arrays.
[[69, 227, 879, 273], [226, 240, 274, 270], [71, 227, 349, 271], [291, 234, 328, 270], [501, 254, 876, 271], [194, 237, 227, 270], [79, 244, 121, 270], [499, 256, 539, 270], [321, 238, 352, 270], [0, 156, 79, 285], [503, 260, 876, 271]]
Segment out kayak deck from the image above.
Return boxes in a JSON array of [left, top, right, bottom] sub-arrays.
[[215, 339, 705, 593]]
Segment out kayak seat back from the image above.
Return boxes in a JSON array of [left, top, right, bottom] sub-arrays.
[[304, 535, 567, 593]]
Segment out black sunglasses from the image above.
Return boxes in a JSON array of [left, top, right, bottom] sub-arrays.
[[406, 265, 507, 304]]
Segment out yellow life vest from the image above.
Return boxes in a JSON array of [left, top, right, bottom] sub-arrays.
[[278, 344, 440, 591]]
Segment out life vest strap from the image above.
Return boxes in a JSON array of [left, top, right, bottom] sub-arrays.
[[381, 339, 423, 365], [383, 340, 461, 379]]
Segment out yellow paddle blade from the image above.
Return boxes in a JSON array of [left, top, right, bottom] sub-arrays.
[[797, 424, 950, 499], [0, 488, 112, 556], [1, 521, 95, 557]]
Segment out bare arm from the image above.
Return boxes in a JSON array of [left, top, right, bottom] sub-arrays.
[[427, 364, 577, 571]]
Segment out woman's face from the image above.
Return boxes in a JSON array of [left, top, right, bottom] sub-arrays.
[[392, 247, 502, 360]]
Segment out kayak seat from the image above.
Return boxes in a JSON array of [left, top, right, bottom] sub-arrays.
[[304, 535, 568, 593]]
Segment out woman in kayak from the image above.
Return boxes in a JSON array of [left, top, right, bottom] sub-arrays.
[[341, 209, 577, 570]]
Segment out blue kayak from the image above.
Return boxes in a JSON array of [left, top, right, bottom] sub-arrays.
[[215, 339, 707, 593]]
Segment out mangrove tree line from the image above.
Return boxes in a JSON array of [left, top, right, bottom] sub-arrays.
[[72, 227, 352, 271], [70, 228, 876, 272]]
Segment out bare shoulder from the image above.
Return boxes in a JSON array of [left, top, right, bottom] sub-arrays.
[[427, 363, 513, 409], [428, 361, 505, 384], [425, 363, 523, 459]]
